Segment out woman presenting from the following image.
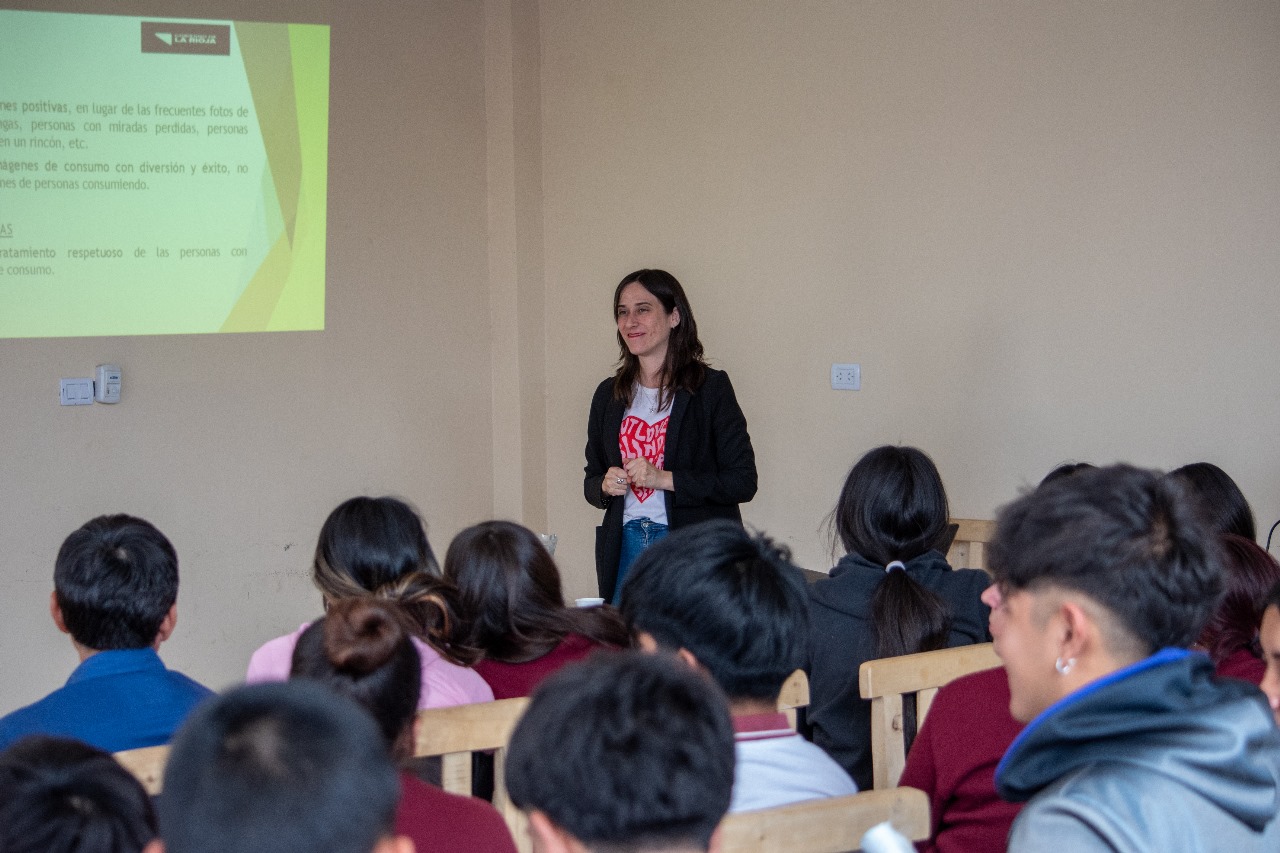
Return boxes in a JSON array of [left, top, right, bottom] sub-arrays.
[[584, 268, 757, 602]]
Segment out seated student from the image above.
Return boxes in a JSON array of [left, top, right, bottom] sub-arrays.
[[807, 446, 990, 790], [1259, 581, 1280, 726], [0, 735, 157, 853], [620, 519, 856, 812], [1169, 461, 1257, 541], [0, 515, 213, 752], [988, 464, 1280, 850], [246, 496, 492, 709], [289, 597, 518, 853], [444, 520, 628, 699], [151, 681, 413, 853], [1198, 535, 1280, 684], [505, 651, 735, 853]]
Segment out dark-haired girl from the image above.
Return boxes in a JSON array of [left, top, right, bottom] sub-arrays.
[[289, 599, 517, 853], [584, 269, 757, 603], [806, 446, 990, 790], [445, 521, 628, 699], [246, 496, 493, 708]]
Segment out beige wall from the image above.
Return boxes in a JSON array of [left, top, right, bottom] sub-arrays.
[[0, 0, 495, 713], [540, 0, 1280, 594], [2, 1, 1278, 715]]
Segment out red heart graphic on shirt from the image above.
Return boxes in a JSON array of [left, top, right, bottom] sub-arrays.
[[619, 415, 669, 503]]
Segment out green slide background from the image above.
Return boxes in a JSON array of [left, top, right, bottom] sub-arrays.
[[0, 11, 329, 338]]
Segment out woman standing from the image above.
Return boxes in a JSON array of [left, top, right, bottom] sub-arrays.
[[584, 269, 757, 603]]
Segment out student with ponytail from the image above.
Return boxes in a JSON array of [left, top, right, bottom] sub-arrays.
[[806, 446, 990, 790], [290, 598, 517, 853], [246, 496, 493, 708]]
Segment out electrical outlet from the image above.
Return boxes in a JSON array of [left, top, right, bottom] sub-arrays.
[[831, 363, 861, 391]]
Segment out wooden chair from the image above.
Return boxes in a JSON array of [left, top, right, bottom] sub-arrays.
[[719, 787, 930, 853], [413, 697, 531, 852], [777, 668, 809, 728], [945, 518, 997, 573], [860, 643, 1001, 789], [114, 744, 169, 795]]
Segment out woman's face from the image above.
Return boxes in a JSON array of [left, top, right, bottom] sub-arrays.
[[616, 281, 679, 361], [983, 583, 1063, 722]]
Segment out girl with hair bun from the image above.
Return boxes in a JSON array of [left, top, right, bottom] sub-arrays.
[[806, 446, 990, 790], [445, 520, 627, 699], [246, 496, 493, 709], [290, 598, 517, 853]]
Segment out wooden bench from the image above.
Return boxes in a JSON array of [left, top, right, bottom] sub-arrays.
[[945, 518, 997, 573], [113, 744, 169, 795], [719, 787, 930, 852]]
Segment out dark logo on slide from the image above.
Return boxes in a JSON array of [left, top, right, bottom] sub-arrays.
[[141, 22, 230, 56]]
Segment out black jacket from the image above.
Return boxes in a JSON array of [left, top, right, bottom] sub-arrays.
[[806, 549, 990, 790], [583, 368, 756, 599]]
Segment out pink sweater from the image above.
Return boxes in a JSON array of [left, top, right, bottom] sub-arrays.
[[245, 623, 493, 709]]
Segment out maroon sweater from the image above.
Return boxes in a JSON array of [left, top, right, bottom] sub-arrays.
[[898, 666, 1024, 853], [474, 633, 609, 700], [395, 772, 517, 853]]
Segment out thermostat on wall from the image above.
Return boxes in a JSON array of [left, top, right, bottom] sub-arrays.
[[95, 364, 122, 404]]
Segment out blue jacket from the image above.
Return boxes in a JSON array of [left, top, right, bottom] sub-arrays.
[[0, 647, 213, 753]]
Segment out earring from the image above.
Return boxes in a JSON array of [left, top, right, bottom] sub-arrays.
[[1055, 656, 1076, 675]]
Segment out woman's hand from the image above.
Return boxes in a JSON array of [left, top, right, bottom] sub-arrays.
[[623, 457, 674, 492], [602, 466, 631, 498]]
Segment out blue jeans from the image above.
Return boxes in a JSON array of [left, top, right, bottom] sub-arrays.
[[614, 518, 669, 603]]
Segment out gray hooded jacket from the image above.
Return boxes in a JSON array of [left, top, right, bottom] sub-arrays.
[[996, 649, 1280, 852]]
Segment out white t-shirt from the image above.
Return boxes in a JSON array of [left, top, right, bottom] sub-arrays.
[[620, 384, 671, 525]]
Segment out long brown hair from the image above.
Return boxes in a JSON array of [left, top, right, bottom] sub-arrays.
[[311, 496, 480, 666], [611, 269, 707, 410], [445, 520, 628, 662]]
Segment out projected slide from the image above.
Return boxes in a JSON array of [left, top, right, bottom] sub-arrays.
[[0, 11, 329, 338]]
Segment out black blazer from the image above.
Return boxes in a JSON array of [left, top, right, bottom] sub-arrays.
[[583, 368, 757, 598]]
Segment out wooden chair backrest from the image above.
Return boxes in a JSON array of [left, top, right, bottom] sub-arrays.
[[945, 518, 997, 573], [777, 668, 809, 728], [413, 696, 531, 852], [114, 744, 169, 795], [859, 643, 1001, 789], [718, 787, 930, 853]]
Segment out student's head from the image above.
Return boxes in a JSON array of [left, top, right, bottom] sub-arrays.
[[985, 464, 1221, 722], [831, 445, 956, 657], [619, 520, 807, 704], [1039, 461, 1095, 487], [1168, 462, 1256, 541], [0, 735, 157, 853], [53, 514, 179, 651], [312, 496, 464, 651], [506, 651, 735, 853], [1259, 581, 1280, 726], [156, 681, 409, 853], [289, 598, 421, 759], [1197, 534, 1280, 666]]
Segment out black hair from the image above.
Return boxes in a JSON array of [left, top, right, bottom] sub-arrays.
[[619, 519, 807, 702], [54, 514, 179, 651], [1168, 462, 1257, 541], [1266, 580, 1280, 614], [158, 681, 401, 853], [989, 464, 1223, 654], [1198, 535, 1280, 665], [611, 269, 707, 410], [290, 598, 421, 757], [832, 446, 953, 657], [506, 651, 734, 852], [445, 520, 628, 662], [1039, 462, 1095, 487], [0, 736, 157, 853], [312, 496, 479, 666]]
